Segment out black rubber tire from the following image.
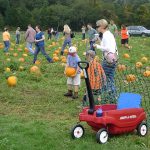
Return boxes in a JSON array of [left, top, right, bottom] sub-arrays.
[[96, 128, 109, 144], [71, 124, 84, 139], [137, 122, 148, 136]]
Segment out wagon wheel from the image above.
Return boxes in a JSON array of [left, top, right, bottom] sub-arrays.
[[137, 122, 148, 136], [71, 124, 84, 139], [96, 128, 109, 144]]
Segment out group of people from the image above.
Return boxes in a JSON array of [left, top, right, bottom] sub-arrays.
[[64, 19, 119, 103], [2, 19, 131, 104]]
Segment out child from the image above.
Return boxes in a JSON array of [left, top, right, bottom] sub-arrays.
[[3, 28, 10, 52], [83, 50, 106, 105], [64, 46, 81, 99], [121, 24, 131, 50]]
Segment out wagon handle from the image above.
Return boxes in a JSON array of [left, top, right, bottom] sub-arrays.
[[78, 61, 95, 114], [78, 61, 89, 70]]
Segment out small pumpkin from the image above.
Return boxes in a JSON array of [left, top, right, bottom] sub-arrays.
[[22, 53, 28, 57], [7, 76, 17, 86], [54, 50, 59, 54], [64, 49, 68, 55], [80, 70, 85, 79], [123, 53, 130, 58], [5, 67, 11, 72], [126, 74, 136, 82], [65, 67, 76, 77], [117, 64, 126, 71], [136, 62, 143, 68], [141, 57, 148, 63], [35, 60, 41, 65], [143, 71, 150, 77], [30, 66, 40, 74], [53, 56, 59, 62], [19, 66, 24, 71], [13, 53, 18, 57], [19, 57, 25, 62]]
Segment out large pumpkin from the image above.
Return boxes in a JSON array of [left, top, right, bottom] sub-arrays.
[[7, 76, 17, 86], [65, 67, 76, 77], [126, 74, 136, 82]]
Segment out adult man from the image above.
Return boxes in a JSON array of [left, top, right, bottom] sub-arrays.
[[25, 24, 36, 54], [87, 23, 97, 51]]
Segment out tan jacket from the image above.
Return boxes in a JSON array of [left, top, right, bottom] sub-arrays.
[[25, 27, 36, 43]]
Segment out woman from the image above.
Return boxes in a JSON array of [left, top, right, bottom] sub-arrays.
[[60, 24, 72, 55], [34, 25, 53, 63], [47, 27, 52, 40], [16, 27, 20, 45], [94, 19, 118, 103]]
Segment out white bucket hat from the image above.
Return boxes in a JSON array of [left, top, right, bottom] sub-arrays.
[[69, 46, 77, 53]]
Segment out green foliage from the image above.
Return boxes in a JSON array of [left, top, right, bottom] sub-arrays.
[[1, 0, 150, 30]]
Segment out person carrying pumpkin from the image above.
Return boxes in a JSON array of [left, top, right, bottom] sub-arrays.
[[82, 50, 106, 105], [64, 46, 81, 99]]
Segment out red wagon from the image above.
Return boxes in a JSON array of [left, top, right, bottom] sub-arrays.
[[71, 62, 148, 144]]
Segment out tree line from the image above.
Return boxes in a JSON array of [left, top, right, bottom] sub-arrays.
[[0, 0, 150, 31]]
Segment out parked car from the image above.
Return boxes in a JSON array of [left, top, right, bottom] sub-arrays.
[[127, 26, 150, 37]]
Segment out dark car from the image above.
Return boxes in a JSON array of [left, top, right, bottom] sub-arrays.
[[127, 26, 150, 37]]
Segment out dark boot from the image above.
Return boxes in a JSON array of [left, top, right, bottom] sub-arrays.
[[64, 90, 73, 97], [60, 51, 64, 55], [72, 92, 78, 99]]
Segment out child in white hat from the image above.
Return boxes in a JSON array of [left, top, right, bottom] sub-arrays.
[[64, 46, 81, 99]]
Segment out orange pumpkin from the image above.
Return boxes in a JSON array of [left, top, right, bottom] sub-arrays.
[[136, 62, 143, 68], [141, 57, 148, 63], [61, 58, 67, 63], [54, 50, 59, 54], [13, 53, 18, 57], [65, 67, 76, 77], [126, 74, 136, 82], [143, 71, 150, 77], [7, 76, 17, 86], [123, 53, 130, 58], [18, 48, 22, 52], [117, 64, 126, 71], [19, 57, 25, 62], [53, 56, 59, 62], [24, 48, 29, 53], [30, 66, 40, 74], [64, 49, 68, 54]]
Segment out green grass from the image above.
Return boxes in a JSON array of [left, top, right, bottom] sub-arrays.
[[0, 33, 150, 150]]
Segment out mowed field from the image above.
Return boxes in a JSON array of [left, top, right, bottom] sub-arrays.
[[0, 32, 150, 150]]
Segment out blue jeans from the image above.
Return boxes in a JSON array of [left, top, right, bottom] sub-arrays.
[[16, 35, 20, 44], [89, 41, 95, 51], [33, 46, 52, 63], [26, 42, 34, 54], [61, 38, 72, 53], [4, 41, 10, 52], [102, 59, 117, 102]]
